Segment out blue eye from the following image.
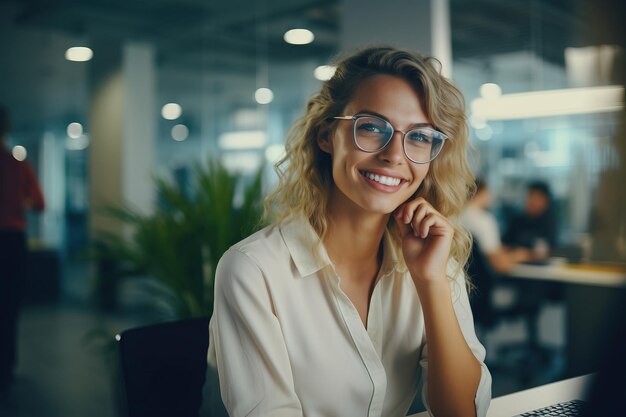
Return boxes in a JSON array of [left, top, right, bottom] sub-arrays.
[[407, 131, 433, 144], [358, 123, 383, 133]]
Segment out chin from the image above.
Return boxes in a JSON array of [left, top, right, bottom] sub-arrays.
[[358, 199, 402, 215]]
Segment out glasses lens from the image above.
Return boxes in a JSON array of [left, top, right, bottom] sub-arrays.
[[354, 116, 392, 151], [404, 128, 446, 163]]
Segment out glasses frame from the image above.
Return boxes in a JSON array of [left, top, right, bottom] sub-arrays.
[[333, 114, 449, 164]]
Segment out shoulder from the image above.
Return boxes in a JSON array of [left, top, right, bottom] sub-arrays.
[[229, 224, 287, 266], [463, 207, 489, 230], [466, 207, 494, 224], [215, 224, 289, 295]]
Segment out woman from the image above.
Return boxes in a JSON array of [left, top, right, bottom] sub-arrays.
[[207, 46, 491, 417]]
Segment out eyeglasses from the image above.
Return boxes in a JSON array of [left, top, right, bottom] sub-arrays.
[[333, 114, 448, 164]]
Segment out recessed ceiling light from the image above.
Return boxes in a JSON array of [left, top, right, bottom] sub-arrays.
[[65, 47, 93, 62], [314, 65, 336, 81], [284, 29, 314, 45], [255, 88, 274, 104], [171, 124, 189, 141], [67, 122, 83, 139], [12, 145, 27, 161], [475, 125, 493, 141], [161, 103, 182, 120], [479, 83, 502, 99]]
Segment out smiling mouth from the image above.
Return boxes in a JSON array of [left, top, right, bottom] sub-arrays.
[[360, 170, 403, 187]]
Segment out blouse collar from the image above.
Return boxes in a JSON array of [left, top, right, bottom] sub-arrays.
[[279, 216, 403, 279]]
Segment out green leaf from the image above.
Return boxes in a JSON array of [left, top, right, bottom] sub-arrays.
[[91, 156, 267, 320]]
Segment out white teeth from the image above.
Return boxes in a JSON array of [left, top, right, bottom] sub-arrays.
[[362, 171, 401, 186]]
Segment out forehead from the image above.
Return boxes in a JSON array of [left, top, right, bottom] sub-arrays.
[[344, 75, 427, 123]]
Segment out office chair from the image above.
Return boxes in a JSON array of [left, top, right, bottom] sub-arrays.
[[467, 238, 532, 331], [116, 317, 210, 417], [467, 238, 556, 384]]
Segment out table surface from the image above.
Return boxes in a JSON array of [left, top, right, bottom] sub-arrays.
[[507, 262, 626, 288], [409, 374, 592, 417]]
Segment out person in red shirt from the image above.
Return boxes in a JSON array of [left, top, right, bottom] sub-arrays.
[[0, 104, 45, 390]]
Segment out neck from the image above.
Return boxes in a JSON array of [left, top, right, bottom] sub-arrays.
[[323, 190, 389, 282]]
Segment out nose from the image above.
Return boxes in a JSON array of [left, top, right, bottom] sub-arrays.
[[378, 130, 405, 164]]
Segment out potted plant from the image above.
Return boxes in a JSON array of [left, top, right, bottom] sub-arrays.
[[92, 158, 265, 319]]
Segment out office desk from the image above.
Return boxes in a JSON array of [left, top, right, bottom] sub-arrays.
[[504, 263, 625, 376], [409, 374, 592, 417], [508, 263, 626, 288]]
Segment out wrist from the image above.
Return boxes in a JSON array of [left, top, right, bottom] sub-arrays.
[[413, 277, 451, 299]]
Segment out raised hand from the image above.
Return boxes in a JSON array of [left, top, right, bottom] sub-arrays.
[[394, 197, 454, 286]]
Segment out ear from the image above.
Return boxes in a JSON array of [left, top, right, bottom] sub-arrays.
[[317, 125, 333, 154]]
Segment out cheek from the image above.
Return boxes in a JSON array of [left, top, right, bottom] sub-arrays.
[[411, 165, 430, 189], [331, 139, 361, 173]]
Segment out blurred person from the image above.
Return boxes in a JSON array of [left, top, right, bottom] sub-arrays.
[[503, 181, 557, 260], [0, 104, 45, 391], [207, 47, 491, 417], [463, 178, 532, 273]]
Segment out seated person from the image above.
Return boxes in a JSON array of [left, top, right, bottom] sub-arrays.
[[463, 178, 531, 273], [503, 180, 558, 261], [207, 47, 491, 417]]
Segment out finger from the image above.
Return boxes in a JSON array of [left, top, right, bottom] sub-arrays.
[[402, 197, 428, 224], [406, 200, 432, 237], [394, 207, 410, 239], [411, 202, 430, 230], [393, 204, 406, 222], [419, 212, 439, 239]]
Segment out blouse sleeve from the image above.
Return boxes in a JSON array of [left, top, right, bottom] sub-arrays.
[[207, 248, 304, 417], [418, 268, 492, 417]]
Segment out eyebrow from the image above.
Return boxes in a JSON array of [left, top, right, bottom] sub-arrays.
[[354, 109, 433, 129]]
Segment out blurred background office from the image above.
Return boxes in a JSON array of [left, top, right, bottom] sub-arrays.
[[0, 0, 624, 416]]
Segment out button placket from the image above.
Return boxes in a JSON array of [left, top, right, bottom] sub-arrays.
[[328, 270, 387, 417]]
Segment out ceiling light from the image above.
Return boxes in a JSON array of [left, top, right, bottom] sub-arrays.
[[161, 103, 182, 120], [233, 109, 265, 128], [67, 122, 83, 139], [471, 86, 624, 121], [222, 152, 262, 174], [314, 65, 336, 81], [255, 88, 274, 105], [219, 131, 267, 150], [65, 47, 93, 62], [12, 145, 27, 161], [284, 29, 315, 45], [171, 124, 189, 141], [475, 125, 493, 141], [479, 83, 502, 99]]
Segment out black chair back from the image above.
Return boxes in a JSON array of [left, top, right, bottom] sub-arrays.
[[117, 317, 210, 417], [467, 237, 498, 328]]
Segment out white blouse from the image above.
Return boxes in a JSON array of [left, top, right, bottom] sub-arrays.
[[207, 217, 491, 417]]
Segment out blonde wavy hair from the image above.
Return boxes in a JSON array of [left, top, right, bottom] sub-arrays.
[[265, 46, 475, 278]]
